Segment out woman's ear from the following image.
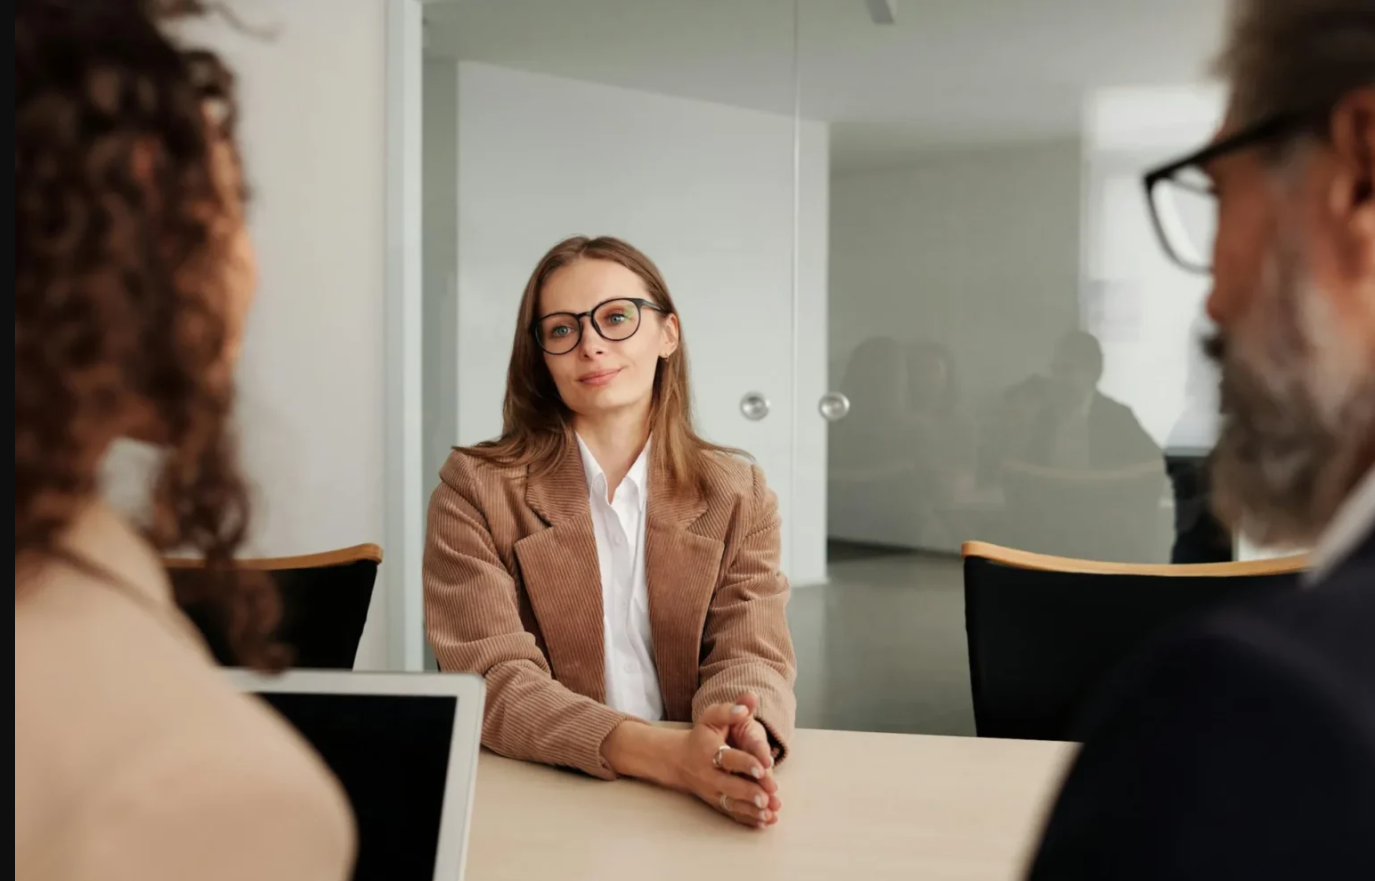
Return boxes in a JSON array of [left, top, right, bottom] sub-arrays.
[[659, 313, 681, 358]]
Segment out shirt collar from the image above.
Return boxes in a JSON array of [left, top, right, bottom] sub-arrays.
[[1307, 464, 1375, 585], [574, 433, 650, 509]]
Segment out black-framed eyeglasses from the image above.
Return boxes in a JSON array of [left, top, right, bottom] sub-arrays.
[[531, 297, 667, 355], [1142, 112, 1311, 275]]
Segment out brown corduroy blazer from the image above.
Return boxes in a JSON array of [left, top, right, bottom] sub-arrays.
[[423, 443, 797, 780]]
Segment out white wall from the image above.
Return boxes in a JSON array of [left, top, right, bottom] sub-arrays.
[[827, 141, 1084, 552], [183, 0, 394, 666], [451, 62, 829, 585]]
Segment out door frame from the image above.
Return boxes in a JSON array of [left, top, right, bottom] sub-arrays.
[[383, 0, 425, 671]]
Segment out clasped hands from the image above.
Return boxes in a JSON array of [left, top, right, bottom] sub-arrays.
[[676, 691, 782, 828], [601, 690, 782, 828]]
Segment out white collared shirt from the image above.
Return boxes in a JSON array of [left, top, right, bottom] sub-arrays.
[[575, 434, 664, 721], [1307, 465, 1375, 585]]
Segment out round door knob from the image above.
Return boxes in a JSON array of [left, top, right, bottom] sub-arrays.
[[739, 392, 770, 421], [818, 392, 851, 422]]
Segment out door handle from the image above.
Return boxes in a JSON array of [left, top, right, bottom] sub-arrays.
[[739, 392, 770, 421], [818, 392, 851, 422]]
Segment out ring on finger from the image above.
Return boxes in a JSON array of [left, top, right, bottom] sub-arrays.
[[712, 744, 731, 770], [718, 792, 731, 812]]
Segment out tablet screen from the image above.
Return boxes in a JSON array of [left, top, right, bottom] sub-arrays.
[[261, 692, 458, 881]]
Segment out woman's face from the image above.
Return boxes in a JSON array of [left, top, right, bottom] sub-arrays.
[[537, 258, 679, 424]]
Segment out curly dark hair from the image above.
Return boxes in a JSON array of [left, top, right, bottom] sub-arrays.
[[15, 0, 284, 668]]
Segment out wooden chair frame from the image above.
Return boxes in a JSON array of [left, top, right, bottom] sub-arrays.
[[164, 543, 383, 572], [961, 540, 1307, 577]]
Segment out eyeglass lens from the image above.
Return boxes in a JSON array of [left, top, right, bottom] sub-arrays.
[[537, 298, 643, 354], [1152, 165, 1217, 272]]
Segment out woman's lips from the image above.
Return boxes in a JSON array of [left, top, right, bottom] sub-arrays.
[[578, 368, 622, 387]]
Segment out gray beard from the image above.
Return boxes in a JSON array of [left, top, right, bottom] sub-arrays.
[[1208, 242, 1375, 549]]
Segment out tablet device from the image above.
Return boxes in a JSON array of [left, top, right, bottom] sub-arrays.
[[228, 670, 485, 881]]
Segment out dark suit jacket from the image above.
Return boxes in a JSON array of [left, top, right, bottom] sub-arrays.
[[1026, 528, 1375, 880]]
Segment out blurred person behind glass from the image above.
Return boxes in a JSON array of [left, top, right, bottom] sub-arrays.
[[1028, 330, 1162, 470], [1165, 315, 1231, 563], [1029, 1, 1375, 878], [906, 340, 976, 496], [978, 373, 1051, 487], [905, 340, 977, 545], [828, 337, 929, 547], [14, 2, 353, 880]]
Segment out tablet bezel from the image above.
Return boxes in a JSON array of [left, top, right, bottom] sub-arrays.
[[225, 669, 486, 881]]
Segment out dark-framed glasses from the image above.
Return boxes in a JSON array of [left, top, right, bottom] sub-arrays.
[[531, 297, 666, 355], [1142, 113, 1308, 275]]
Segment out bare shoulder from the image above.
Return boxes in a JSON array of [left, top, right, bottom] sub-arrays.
[[15, 577, 353, 879], [112, 695, 353, 822], [71, 713, 355, 880]]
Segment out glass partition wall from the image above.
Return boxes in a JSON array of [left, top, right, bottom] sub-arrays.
[[797, 0, 1227, 734], [419, 0, 1230, 733]]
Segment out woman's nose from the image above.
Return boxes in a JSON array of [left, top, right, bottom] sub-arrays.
[[577, 318, 606, 356]]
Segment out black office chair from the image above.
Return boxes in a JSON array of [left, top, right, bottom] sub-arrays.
[[167, 543, 381, 669], [961, 540, 1306, 741]]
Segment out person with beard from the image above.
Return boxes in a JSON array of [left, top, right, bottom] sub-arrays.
[[1027, 1, 1375, 879]]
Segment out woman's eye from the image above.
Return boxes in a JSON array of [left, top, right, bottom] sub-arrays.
[[549, 325, 571, 338], [605, 312, 627, 324]]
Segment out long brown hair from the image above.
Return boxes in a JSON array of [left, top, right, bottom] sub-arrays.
[[462, 236, 743, 491], [15, 0, 283, 668]]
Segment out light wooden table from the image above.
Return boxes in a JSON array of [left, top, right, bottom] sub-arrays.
[[466, 729, 1076, 881]]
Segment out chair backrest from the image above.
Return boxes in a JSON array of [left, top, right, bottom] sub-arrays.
[[961, 541, 1307, 741], [165, 544, 382, 670]]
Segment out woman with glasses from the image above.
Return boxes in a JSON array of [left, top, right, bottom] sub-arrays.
[[424, 236, 794, 828]]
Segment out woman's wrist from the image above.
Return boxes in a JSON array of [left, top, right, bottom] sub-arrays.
[[600, 721, 686, 788]]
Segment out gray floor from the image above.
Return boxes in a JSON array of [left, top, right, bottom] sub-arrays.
[[787, 544, 975, 736]]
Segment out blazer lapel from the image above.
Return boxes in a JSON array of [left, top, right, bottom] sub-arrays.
[[513, 445, 607, 703], [644, 459, 723, 721]]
